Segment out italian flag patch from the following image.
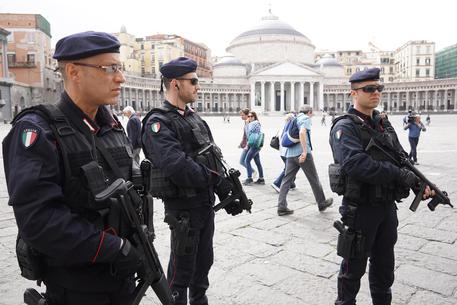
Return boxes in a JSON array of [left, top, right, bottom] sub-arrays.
[[151, 122, 161, 133], [22, 128, 39, 148]]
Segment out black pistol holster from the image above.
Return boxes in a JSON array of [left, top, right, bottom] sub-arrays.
[[164, 212, 196, 256], [16, 235, 44, 282], [334, 220, 367, 260]]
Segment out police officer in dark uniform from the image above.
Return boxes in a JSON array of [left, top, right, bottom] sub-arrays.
[[329, 68, 433, 305], [142, 57, 227, 305], [3, 31, 143, 305]]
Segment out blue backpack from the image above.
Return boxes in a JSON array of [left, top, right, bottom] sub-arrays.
[[280, 118, 300, 147]]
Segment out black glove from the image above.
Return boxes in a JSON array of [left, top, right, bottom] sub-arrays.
[[215, 177, 232, 201], [112, 239, 143, 278], [397, 167, 419, 188], [224, 200, 243, 216], [395, 187, 410, 202]]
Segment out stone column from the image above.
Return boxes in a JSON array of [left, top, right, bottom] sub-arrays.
[[280, 81, 285, 112], [318, 81, 324, 111], [290, 81, 295, 112], [444, 90, 448, 111], [250, 82, 255, 109], [299, 82, 304, 109], [1, 39, 8, 79], [454, 89, 457, 111], [309, 82, 314, 110], [270, 81, 275, 112], [261, 81, 265, 111]]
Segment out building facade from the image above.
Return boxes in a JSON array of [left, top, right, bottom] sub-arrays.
[[118, 13, 456, 115], [435, 43, 457, 79], [394, 40, 435, 82], [0, 13, 61, 120], [114, 29, 212, 78]]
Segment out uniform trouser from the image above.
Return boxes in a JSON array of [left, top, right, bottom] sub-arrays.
[[44, 277, 135, 305], [336, 203, 398, 305], [166, 206, 215, 305], [408, 137, 419, 162], [278, 154, 325, 209]]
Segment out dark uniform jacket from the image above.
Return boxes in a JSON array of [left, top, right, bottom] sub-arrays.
[[3, 92, 133, 291], [330, 107, 403, 207], [127, 113, 142, 149], [142, 101, 217, 209]]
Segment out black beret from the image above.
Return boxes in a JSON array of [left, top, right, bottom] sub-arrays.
[[160, 57, 197, 78], [53, 31, 120, 61], [349, 67, 380, 83]]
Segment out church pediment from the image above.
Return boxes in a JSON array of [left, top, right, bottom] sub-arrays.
[[252, 62, 322, 77]]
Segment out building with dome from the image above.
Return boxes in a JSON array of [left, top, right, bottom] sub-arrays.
[[118, 12, 457, 115], [211, 11, 343, 114]]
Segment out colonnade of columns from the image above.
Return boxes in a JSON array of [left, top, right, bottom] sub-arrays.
[[323, 89, 457, 113], [251, 80, 323, 112], [120, 87, 250, 113]]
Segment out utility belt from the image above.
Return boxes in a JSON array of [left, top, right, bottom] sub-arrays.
[[148, 144, 223, 199], [328, 163, 397, 205]]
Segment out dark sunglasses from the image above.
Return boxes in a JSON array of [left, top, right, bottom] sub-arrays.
[[353, 84, 384, 93], [176, 77, 199, 86]]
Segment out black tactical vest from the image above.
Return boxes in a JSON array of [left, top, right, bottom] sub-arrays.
[[142, 103, 222, 199], [332, 113, 401, 204], [13, 103, 132, 215]]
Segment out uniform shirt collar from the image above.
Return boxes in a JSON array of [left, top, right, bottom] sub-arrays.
[[61, 91, 118, 134], [347, 106, 378, 129], [164, 100, 193, 116]]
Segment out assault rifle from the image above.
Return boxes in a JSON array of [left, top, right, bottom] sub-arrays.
[[196, 143, 253, 214], [214, 167, 253, 214], [95, 178, 173, 305], [365, 138, 453, 212]]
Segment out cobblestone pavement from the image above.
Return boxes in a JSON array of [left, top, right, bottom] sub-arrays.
[[0, 114, 456, 305]]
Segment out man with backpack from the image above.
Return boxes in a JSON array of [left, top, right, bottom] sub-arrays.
[[277, 105, 333, 216]]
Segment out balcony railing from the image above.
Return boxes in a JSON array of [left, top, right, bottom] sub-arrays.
[[8, 61, 36, 68]]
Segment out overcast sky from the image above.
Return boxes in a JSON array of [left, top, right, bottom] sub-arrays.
[[1, 0, 455, 56]]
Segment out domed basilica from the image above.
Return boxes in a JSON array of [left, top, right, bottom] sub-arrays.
[[212, 11, 345, 113]]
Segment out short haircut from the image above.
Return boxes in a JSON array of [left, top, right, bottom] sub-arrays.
[[123, 106, 135, 113], [299, 105, 313, 114], [239, 108, 250, 115], [162, 77, 171, 90]]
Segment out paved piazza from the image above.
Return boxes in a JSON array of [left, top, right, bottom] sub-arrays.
[[0, 113, 456, 305]]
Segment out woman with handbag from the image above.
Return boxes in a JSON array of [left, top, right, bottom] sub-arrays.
[[243, 111, 265, 185]]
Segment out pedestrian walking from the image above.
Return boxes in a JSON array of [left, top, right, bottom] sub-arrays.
[[277, 105, 333, 216]]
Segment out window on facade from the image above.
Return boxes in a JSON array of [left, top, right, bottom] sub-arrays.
[[416, 58, 420, 65], [7, 54, 16, 64], [389, 67, 393, 73], [426, 46, 431, 53], [389, 77, 394, 82], [416, 69, 420, 76], [425, 58, 430, 65], [416, 46, 421, 53], [426, 69, 430, 76], [27, 54, 35, 64]]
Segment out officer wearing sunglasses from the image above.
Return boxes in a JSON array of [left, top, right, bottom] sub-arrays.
[[329, 68, 434, 305], [142, 57, 230, 305]]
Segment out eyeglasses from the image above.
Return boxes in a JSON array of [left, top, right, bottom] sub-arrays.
[[353, 84, 385, 93], [176, 77, 199, 86], [72, 62, 123, 74]]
